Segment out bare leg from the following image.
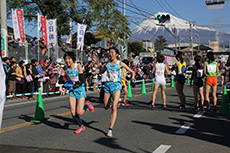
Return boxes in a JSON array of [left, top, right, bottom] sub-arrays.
[[161, 85, 166, 104], [122, 85, 128, 103], [104, 92, 111, 110], [205, 84, 211, 109], [152, 84, 159, 104], [109, 90, 121, 129], [175, 82, 186, 105], [199, 86, 204, 107]]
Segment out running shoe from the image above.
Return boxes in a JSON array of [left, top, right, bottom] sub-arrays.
[[193, 106, 199, 111], [107, 129, 113, 137], [122, 102, 130, 106], [74, 125, 85, 134], [212, 106, 217, 113], [85, 100, 94, 112], [178, 104, 186, 109], [163, 103, 166, 108], [150, 103, 155, 108]]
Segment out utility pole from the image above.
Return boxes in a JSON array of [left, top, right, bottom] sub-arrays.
[[1, 0, 8, 57], [178, 31, 181, 51], [123, 0, 127, 59], [196, 34, 200, 52], [174, 25, 177, 54], [190, 21, 193, 60]]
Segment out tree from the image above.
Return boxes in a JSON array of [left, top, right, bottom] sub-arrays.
[[154, 35, 168, 51], [7, 0, 130, 49], [127, 41, 144, 56]]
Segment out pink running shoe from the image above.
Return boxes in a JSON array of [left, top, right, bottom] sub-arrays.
[[74, 125, 86, 134], [86, 100, 94, 112]]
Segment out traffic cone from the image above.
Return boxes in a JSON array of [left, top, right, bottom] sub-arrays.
[[223, 85, 227, 95], [170, 76, 175, 88], [141, 79, 148, 95], [30, 90, 51, 123], [165, 84, 167, 90], [151, 78, 155, 91], [187, 76, 190, 84], [127, 80, 134, 99], [218, 88, 230, 114]]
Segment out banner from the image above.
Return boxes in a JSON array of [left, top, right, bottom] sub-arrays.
[[16, 9, 25, 43], [11, 9, 20, 41], [0, 58, 6, 132], [77, 23, 87, 50], [66, 22, 72, 44], [47, 19, 57, 46], [41, 16, 48, 45], [37, 13, 41, 40]]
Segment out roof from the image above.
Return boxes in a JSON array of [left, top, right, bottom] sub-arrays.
[[181, 47, 198, 52], [194, 44, 212, 51]]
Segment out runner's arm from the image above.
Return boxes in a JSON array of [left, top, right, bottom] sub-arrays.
[[120, 62, 135, 79]]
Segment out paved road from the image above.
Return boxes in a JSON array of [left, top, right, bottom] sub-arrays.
[[1, 83, 230, 153]]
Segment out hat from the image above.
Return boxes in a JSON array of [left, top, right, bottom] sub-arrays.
[[39, 60, 45, 64]]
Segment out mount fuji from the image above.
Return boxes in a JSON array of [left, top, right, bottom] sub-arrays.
[[128, 12, 230, 46]]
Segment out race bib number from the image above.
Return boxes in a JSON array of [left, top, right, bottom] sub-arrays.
[[106, 69, 118, 82], [69, 74, 79, 82], [207, 64, 216, 73], [156, 69, 164, 76], [197, 69, 203, 78]]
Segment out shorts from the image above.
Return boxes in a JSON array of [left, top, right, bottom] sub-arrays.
[[9, 80, 16, 93], [69, 85, 87, 100], [205, 76, 217, 86], [155, 77, 166, 86], [104, 82, 121, 95], [194, 78, 203, 88], [176, 75, 185, 85]]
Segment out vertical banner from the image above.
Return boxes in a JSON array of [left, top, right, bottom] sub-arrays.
[[11, 9, 20, 41], [47, 19, 57, 46], [0, 58, 6, 132], [77, 23, 87, 50], [37, 13, 41, 39], [16, 9, 25, 43], [41, 16, 48, 45], [66, 22, 72, 44]]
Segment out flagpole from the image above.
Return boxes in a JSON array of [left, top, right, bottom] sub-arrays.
[[37, 13, 40, 61]]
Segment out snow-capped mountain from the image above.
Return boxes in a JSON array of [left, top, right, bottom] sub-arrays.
[[128, 12, 230, 46]]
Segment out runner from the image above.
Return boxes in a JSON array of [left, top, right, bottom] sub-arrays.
[[59, 51, 94, 134], [175, 52, 187, 109], [220, 62, 228, 87], [151, 55, 170, 108], [190, 55, 204, 111], [121, 59, 130, 106], [204, 51, 219, 112], [94, 47, 135, 137]]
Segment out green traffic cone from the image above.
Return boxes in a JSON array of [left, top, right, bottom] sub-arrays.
[[187, 76, 190, 84], [30, 90, 50, 123], [151, 78, 155, 91], [223, 85, 227, 95], [218, 90, 230, 114], [127, 80, 134, 99], [141, 79, 148, 95], [170, 76, 175, 88]]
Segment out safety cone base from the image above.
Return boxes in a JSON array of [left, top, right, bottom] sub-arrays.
[[30, 118, 51, 123]]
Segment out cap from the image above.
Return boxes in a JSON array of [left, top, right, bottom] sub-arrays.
[[39, 60, 45, 65]]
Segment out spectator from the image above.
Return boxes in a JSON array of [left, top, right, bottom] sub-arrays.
[[37, 60, 46, 93], [8, 61, 17, 99], [48, 65, 57, 94], [2, 57, 10, 95], [84, 61, 93, 91], [31, 59, 39, 92], [39, 38, 47, 55], [10, 57, 16, 63], [25, 63, 35, 100], [92, 63, 99, 91], [16, 60, 27, 97]]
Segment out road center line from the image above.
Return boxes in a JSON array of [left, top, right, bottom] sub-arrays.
[[152, 145, 171, 153], [175, 124, 191, 134], [193, 112, 204, 118]]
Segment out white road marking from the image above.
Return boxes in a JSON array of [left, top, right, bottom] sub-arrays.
[[152, 145, 171, 153], [175, 124, 191, 134], [193, 112, 204, 118]]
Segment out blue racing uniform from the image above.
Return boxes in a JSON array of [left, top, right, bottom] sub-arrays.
[[104, 60, 122, 95], [65, 67, 86, 100]]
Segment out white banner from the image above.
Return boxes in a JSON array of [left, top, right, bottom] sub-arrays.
[[37, 13, 41, 39], [11, 9, 20, 41], [47, 19, 57, 46], [66, 22, 72, 44], [0, 58, 6, 132], [77, 23, 87, 50]]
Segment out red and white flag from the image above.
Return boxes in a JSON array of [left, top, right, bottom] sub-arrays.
[[11, 9, 25, 43], [41, 16, 48, 45], [66, 22, 72, 44]]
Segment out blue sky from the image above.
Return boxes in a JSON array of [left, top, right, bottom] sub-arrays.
[[7, 0, 230, 38]]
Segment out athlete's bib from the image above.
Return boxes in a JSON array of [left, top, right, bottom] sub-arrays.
[[207, 64, 216, 73]]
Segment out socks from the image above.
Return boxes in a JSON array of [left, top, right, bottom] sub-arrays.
[[72, 114, 83, 126]]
